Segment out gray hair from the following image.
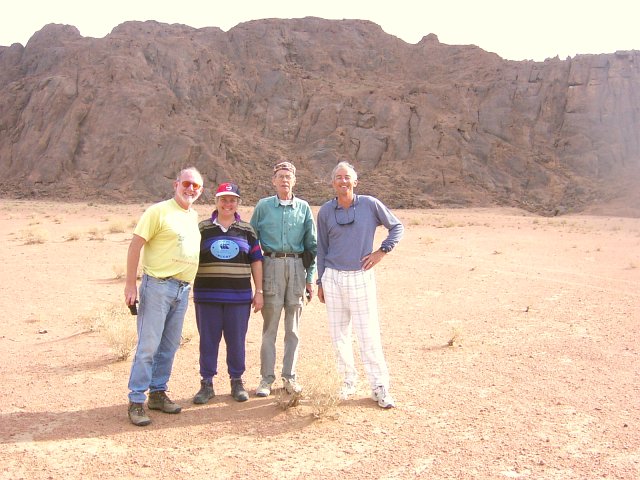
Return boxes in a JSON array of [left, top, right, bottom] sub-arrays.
[[331, 161, 358, 181], [176, 167, 203, 181]]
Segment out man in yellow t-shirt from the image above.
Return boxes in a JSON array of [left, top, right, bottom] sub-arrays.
[[124, 167, 204, 426]]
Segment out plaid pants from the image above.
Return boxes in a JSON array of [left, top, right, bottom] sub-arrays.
[[322, 267, 390, 390]]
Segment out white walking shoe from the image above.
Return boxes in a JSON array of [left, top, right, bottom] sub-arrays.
[[255, 379, 272, 397], [339, 382, 357, 400], [283, 377, 303, 395], [372, 385, 395, 409]]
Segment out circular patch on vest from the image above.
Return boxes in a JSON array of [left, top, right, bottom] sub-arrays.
[[210, 239, 240, 259]]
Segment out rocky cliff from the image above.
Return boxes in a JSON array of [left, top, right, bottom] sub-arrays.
[[1, 18, 638, 214]]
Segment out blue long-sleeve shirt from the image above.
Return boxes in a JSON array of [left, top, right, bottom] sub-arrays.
[[250, 195, 317, 283], [316, 194, 403, 285]]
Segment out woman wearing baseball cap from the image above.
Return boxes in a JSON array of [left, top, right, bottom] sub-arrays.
[[191, 183, 264, 403]]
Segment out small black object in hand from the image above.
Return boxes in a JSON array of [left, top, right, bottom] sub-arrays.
[[128, 301, 138, 315]]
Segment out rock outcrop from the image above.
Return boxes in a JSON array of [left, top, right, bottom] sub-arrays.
[[0, 18, 638, 214]]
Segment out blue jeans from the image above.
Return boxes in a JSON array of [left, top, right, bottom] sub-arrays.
[[128, 274, 191, 404]]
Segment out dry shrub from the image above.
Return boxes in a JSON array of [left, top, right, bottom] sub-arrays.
[[274, 385, 302, 411], [88, 227, 105, 241], [305, 368, 342, 419], [66, 231, 81, 241], [111, 265, 143, 280], [447, 327, 463, 347], [112, 264, 125, 279], [88, 304, 138, 361], [274, 355, 342, 419], [21, 227, 49, 244], [85, 302, 196, 360], [108, 221, 126, 234]]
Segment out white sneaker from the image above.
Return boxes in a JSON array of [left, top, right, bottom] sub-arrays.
[[372, 385, 395, 409], [339, 382, 357, 400], [255, 379, 272, 397], [283, 378, 302, 395]]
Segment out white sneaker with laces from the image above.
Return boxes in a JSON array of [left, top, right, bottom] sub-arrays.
[[255, 379, 272, 397], [283, 378, 302, 394], [339, 382, 357, 400], [372, 385, 395, 409]]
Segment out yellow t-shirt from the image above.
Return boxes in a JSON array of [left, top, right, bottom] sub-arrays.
[[134, 198, 201, 283]]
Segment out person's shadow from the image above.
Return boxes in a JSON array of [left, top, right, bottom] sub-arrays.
[[1, 394, 317, 443]]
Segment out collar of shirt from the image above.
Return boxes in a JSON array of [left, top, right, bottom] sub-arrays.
[[333, 194, 359, 210], [211, 210, 240, 232], [270, 194, 300, 209]]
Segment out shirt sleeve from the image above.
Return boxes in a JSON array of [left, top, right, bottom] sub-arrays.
[[373, 198, 404, 251], [302, 203, 318, 283], [316, 205, 329, 286]]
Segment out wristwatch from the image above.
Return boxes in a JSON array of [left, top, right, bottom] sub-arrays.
[[256, 289, 264, 294], [380, 245, 392, 254]]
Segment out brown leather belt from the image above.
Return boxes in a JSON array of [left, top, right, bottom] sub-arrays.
[[263, 252, 302, 258]]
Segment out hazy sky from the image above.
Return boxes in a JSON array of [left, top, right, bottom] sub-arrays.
[[1, 1, 637, 61]]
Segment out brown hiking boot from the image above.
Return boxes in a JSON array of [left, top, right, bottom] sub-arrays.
[[128, 402, 151, 426], [148, 390, 182, 414]]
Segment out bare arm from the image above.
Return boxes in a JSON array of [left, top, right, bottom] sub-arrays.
[[251, 260, 264, 313], [124, 234, 146, 306]]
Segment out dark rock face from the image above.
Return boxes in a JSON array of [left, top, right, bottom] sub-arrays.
[[1, 18, 638, 214]]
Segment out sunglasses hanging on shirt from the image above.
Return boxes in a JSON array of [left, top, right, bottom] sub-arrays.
[[334, 204, 355, 225]]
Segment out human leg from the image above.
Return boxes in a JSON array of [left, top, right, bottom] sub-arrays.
[[128, 275, 180, 404], [220, 303, 250, 402], [281, 258, 305, 380], [322, 268, 358, 386], [349, 270, 393, 407], [148, 279, 191, 393], [259, 257, 286, 385], [195, 302, 224, 381], [259, 302, 282, 385], [281, 303, 302, 380], [192, 302, 223, 405], [349, 270, 390, 390], [222, 302, 251, 379]]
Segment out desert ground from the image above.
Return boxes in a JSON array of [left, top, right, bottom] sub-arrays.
[[0, 198, 638, 479]]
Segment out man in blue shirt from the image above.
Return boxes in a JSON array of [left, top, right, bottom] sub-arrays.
[[250, 161, 317, 397], [317, 161, 403, 409]]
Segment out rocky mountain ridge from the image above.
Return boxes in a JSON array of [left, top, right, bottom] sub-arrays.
[[0, 18, 638, 214]]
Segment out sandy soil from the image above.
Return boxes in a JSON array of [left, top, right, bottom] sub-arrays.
[[0, 199, 638, 479]]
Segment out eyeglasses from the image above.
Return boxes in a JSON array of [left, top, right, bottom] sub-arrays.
[[334, 204, 355, 225], [275, 174, 294, 181], [181, 180, 202, 190]]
